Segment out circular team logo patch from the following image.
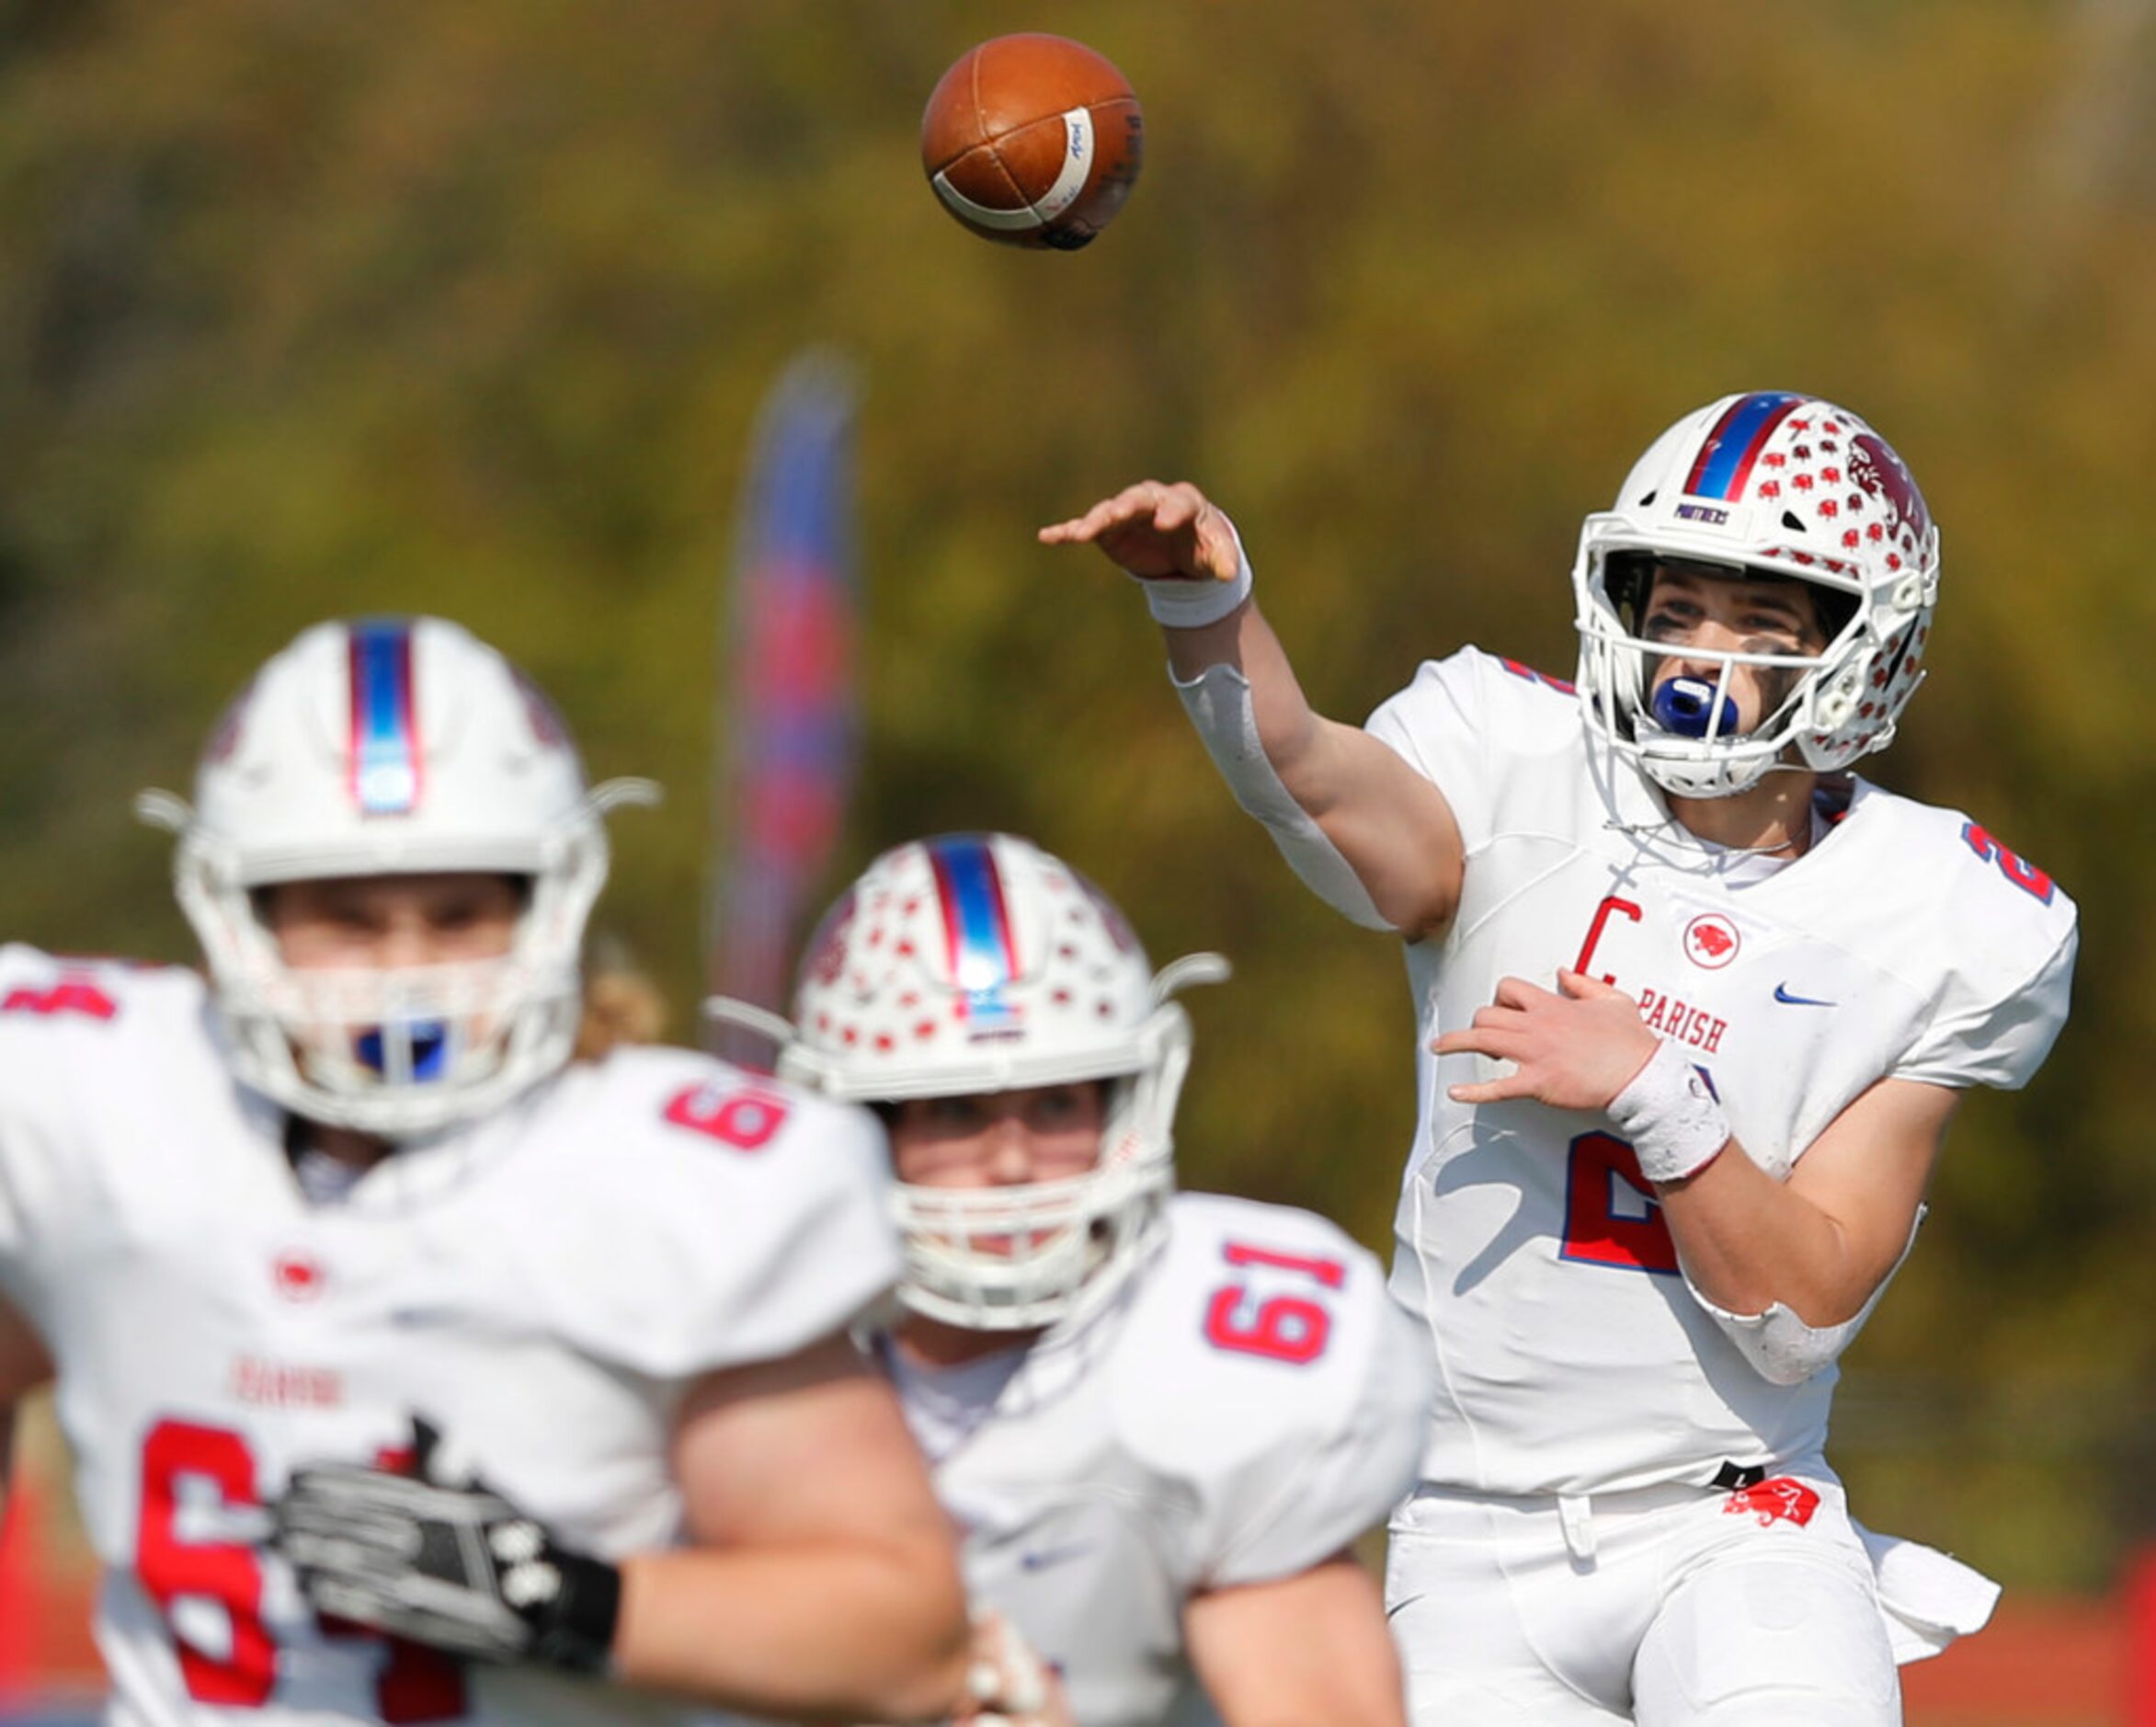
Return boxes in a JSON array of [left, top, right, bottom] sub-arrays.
[[273, 1251, 326, 1303], [1683, 913, 1741, 969]]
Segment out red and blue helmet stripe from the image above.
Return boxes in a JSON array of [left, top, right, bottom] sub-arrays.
[[928, 835, 1021, 1035], [348, 619, 422, 816], [1683, 391, 1806, 502]]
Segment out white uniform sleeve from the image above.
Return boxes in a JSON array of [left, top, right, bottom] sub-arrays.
[[532, 1053, 902, 1381], [1888, 817, 2078, 1092], [1363, 650, 1499, 855], [1113, 1195, 1434, 1591], [1364, 647, 1584, 863], [0, 947, 165, 1321]]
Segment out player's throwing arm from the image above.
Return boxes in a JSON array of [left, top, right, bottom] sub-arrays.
[[1041, 482, 1466, 939]]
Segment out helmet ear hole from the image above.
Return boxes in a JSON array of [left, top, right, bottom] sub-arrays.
[[1603, 551, 1656, 633], [1811, 586, 1861, 643]]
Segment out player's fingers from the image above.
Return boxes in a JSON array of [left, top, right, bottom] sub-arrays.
[[1446, 1074, 1526, 1105], [1191, 499, 1242, 582], [1431, 1027, 1533, 1063], [1146, 483, 1206, 537], [1491, 975, 1558, 1011], [1557, 967, 1620, 1000], [1038, 482, 1171, 543]]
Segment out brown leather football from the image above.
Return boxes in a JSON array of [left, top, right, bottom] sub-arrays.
[[920, 33, 1144, 250]]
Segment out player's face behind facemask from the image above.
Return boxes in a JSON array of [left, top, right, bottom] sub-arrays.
[[1616, 555, 1847, 757], [884, 1081, 1124, 1334], [254, 870, 530, 1113], [138, 615, 658, 1140], [1572, 391, 1941, 800], [723, 832, 1229, 1333]]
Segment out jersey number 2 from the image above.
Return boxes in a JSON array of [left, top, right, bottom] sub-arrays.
[[1202, 1240, 1345, 1365], [137, 1418, 469, 1721], [1560, 1132, 1680, 1275]]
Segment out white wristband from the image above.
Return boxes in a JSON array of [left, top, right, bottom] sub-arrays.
[[1138, 521, 1253, 629], [1606, 1038, 1730, 1184]]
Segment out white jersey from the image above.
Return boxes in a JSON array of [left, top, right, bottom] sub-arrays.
[[1362, 648, 2077, 1497], [0, 945, 901, 1727], [885, 1191, 1434, 1727]]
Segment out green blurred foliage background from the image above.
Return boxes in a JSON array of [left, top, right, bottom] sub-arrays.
[[0, 0, 2150, 1593]]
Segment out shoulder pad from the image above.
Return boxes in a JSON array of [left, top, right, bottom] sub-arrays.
[[0, 944, 197, 1032], [1105, 1193, 1432, 1586], [1365, 647, 1583, 853], [1842, 789, 2078, 1091], [518, 1050, 901, 1379]]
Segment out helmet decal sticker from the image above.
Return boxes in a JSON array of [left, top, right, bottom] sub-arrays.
[[928, 836, 1023, 1039], [1683, 391, 1805, 501], [1846, 433, 1933, 560], [348, 619, 422, 817]]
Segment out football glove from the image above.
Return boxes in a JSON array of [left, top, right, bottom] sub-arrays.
[[272, 1418, 620, 1675]]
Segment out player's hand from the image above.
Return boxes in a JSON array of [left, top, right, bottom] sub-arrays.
[[1038, 480, 1241, 586], [271, 1417, 621, 1675], [1432, 970, 1660, 1112], [953, 1611, 1073, 1727]]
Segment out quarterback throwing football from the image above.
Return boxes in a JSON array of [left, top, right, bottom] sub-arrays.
[[715, 832, 1435, 1727], [0, 618, 971, 1726], [1042, 394, 2078, 1723]]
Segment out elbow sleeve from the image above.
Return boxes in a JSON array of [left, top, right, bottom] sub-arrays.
[[1688, 1208, 1923, 1386], [1170, 661, 1393, 932], [1688, 1293, 1869, 1386]]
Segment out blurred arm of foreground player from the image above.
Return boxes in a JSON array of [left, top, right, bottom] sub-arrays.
[[616, 1331, 972, 1722], [1182, 1551, 1407, 1727]]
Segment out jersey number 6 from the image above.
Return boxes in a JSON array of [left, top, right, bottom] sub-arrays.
[[137, 1419, 469, 1721]]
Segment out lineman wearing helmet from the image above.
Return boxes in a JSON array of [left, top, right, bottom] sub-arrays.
[[1043, 394, 2077, 1725], [713, 832, 1434, 1727], [0, 618, 972, 1727]]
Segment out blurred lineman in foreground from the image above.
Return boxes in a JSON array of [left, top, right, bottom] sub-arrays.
[[0, 617, 974, 1726], [1044, 393, 2078, 1724], [714, 831, 1433, 1727]]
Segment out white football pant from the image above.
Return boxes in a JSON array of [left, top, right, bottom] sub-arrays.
[[1386, 1462, 1899, 1724]]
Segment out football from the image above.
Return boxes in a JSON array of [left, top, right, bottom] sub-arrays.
[[920, 33, 1144, 250]]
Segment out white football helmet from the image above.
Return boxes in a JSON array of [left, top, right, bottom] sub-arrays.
[[138, 617, 654, 1138], [713, 833, 1226, 1332], [1572, 391, 1940, 798]]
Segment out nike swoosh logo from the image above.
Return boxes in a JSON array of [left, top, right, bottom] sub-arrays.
[[1020, 1543, 1093, 1573], [1773, 984, 1835, 1007]]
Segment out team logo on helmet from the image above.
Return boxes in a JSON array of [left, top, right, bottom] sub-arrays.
[[1078, 875, 1140, 955], [204, 680, 255, 766], [510, 669, 571, 749], [1846, 434, 1932, 555], [801, 889, 858, 990]]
